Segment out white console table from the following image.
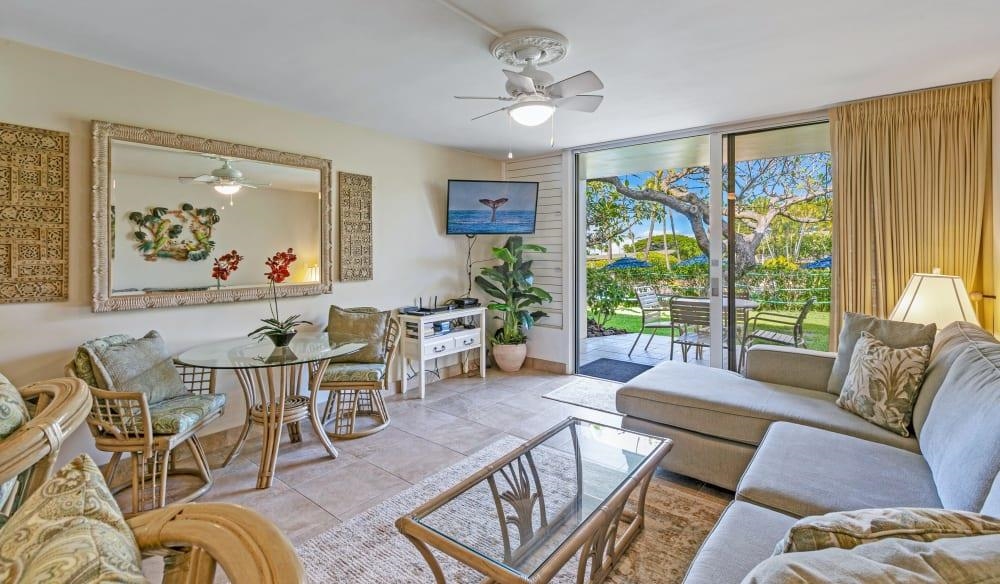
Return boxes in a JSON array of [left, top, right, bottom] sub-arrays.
[[397, 306, 486, 399]]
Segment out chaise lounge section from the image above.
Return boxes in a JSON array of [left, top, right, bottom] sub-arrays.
[[617, 320, 1000, 582]]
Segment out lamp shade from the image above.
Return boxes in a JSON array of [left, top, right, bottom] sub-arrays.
[[888, 272, 978, 328]]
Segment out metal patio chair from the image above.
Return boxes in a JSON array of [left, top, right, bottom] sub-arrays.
[[628, 286, 676, 357]]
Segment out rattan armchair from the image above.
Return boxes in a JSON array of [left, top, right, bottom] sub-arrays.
[[0, 377, 90, 517], [66, 358, 221, 515]]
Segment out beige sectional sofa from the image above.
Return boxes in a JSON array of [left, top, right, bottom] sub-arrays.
[[615, 321, 1000, 582]]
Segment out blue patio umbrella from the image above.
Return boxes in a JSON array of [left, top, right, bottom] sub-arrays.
[[676, 255, 708, 267], [803, 256, 832, 269], [603, 257, 652, 270]]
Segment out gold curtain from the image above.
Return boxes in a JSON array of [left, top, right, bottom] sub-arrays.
[[829, 81, 993, 346]]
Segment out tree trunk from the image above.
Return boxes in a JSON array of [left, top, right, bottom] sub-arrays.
[[663, 213, 672, 272], [645, 217, 655, 260]]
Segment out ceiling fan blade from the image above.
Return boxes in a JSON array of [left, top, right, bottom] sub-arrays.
[[178, 175, 215, 183], [239, 182, 270, 189], [547, 71, 604, 98], [556, 94, 604, 113], [503, 70, 537, 95], [454, 96, 515, 101], [471, 106, 511, 121]]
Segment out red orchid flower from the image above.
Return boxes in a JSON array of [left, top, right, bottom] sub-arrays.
[[265, 248, 297, 284], [211, 250, 243, 282]]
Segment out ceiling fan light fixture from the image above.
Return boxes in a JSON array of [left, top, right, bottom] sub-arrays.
[[509, 101, 555, 127], [214, 184, 241, 195]]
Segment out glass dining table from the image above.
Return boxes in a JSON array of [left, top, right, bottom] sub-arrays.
[[175, 333, 364, 489]]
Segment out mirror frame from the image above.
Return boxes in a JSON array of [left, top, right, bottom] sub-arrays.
[[91, 120, 333, 312]]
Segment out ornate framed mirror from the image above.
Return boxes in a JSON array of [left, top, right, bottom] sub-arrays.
[[91, 121, 333, 312]]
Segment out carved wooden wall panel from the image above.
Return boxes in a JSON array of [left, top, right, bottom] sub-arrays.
[[0, 122, 70, 303], [338, 172, 373, 281]]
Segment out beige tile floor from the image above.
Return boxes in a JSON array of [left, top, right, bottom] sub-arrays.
[[145, 368, 732, 578]]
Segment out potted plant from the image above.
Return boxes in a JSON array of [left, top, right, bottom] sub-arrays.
[[475, 236, 552, 372]]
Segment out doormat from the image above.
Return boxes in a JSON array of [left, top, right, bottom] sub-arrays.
[[579, 358, 653, 383]]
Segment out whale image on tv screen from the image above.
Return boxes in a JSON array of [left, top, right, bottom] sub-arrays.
[[446, 180, 538, 235]]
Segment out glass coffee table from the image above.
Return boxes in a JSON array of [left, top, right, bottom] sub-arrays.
[[396, 418, 671, 583]]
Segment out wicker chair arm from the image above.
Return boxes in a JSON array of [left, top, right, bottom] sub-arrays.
[[0, 377, 91, 495], [128, 503, 304, 584], [86, 387, 154, 448]]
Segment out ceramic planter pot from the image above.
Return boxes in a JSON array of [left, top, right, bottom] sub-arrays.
[[265, 330, 297, 348], [492, 343, 527, 372]]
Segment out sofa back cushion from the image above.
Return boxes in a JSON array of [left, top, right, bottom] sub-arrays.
[[827, 313, 936, 395], [919, 342, 1000, 511], [914, 321, 999, 438]]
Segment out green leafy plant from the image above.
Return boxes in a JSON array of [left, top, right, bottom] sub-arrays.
[[475, 236, 552, 345], [585, 268, 633, 326]]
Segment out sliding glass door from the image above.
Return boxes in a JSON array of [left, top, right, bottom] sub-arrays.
[[574, 121, 831, 378]]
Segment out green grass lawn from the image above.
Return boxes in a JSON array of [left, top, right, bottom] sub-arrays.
[[590, 308, 831, 351]]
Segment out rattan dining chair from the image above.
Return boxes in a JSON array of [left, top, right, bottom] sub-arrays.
[[66, 334, 223, 515], [628, 285, 676, 357], [313, 317, 401, 439]]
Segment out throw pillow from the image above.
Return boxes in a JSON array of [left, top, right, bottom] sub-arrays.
[[774, 507, 1000, 555], [827, 312, 935, 394], [86, 330, 188, 405], [0, 454, 145, 583], [745, 535, 1000, 584], [73, 333, 135, 388], [0, 373, 29, 513], [836, 332, 931, 436], [327, 305, 390, 364]]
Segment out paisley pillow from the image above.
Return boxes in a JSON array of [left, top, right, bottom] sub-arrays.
[[837, 331, 931, 436], [74, 334, 135, 388], [0, 373, 29, 514], [0, 454, 144, 583]]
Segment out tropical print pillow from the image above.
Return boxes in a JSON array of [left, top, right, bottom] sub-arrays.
[[837, 331, 931, 436], [775, 507, 1000, 554]]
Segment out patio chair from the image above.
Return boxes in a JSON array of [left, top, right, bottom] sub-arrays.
[[66, 331, 224, 515], [738, 297, 816, 370], [627, 285, 676, 357], [669, 297, 712, 362]]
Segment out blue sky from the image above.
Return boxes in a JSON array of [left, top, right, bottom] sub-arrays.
[[617, 171, 708, 239], [449, 180, 537, 211]]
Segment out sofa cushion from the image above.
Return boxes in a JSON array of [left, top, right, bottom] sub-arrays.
[[914, 321, 999, 437], [775, 507, 1000, 554], [327, 306, 390, 364], [742, 534, 1000, 584], [920, 342, 1000, 511], [736, 422, 940, 518], [148, 393, 226, 435], [86, 330, 187, 405], [827, 312, 935, 395], [683, 501, 796, 584], [836, 331, 931, 436], [0, 454, 145, 583], [616, 362, 919, 452]]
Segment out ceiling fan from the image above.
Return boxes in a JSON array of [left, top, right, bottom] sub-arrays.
[[454, 30, 604, 128], [178, 156, 270, 197]]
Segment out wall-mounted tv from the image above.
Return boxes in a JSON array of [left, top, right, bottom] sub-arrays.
[[446, 180, 539, 235]]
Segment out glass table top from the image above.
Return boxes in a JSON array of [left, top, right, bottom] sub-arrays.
[[413, 418, 666, 577], [174, 332, 365, 369]]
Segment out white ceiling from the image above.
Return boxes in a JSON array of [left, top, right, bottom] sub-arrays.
[[2, 1, 998, 160]]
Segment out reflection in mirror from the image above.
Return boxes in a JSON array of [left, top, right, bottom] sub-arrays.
[[109, 141, 321, 294]]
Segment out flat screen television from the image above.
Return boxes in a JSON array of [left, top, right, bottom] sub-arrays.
[[446, 180, 539, 235]]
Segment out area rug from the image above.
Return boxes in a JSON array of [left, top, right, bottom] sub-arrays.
[[297, 437, 726, 584], [578, 358, 653, 383], [542, 376, 621, 415]]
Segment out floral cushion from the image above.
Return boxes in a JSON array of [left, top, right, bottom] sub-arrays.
[[86, 331, 188, 405], [775, 507, 1000, 554], [0, 454, 145, 583], [148, 393, 226, 435], [327, 306, 390, 364], [836, 331, 931, 436], [0, 373, 29, 513], [322, 363, 386, 383], [73, 334, 134, 388]]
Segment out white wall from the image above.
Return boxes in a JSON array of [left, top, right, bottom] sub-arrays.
[[0, 40, 501, 464]]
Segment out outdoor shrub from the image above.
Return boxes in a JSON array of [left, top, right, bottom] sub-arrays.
[[761, 256, 799, 271], [586, 268, 632, 326]]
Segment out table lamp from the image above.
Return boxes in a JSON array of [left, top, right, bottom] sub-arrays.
[[888, 269, 979, 328]]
